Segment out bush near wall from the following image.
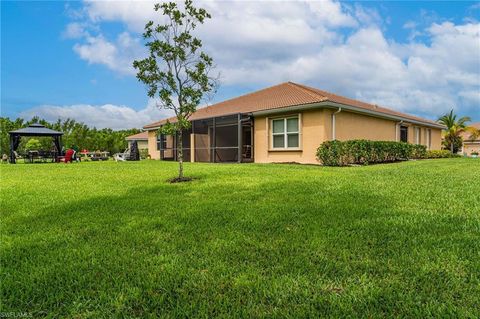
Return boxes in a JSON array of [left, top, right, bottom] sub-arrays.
[[316, 140, 427, 166], [425, 150, 461, 158]]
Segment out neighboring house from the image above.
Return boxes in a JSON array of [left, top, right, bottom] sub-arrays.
[[461, 122, 480, 156], [126, 132, 148, 150], [143, 82, 444, 164]]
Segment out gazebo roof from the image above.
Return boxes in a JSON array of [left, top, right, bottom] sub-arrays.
[[9, 123, 63, 136]]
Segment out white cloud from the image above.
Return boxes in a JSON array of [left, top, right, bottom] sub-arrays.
[[20, 100, 174, 130], [62, 22, 87, 39], [72, 32, 145, 75], [64, 0, 480, 121]]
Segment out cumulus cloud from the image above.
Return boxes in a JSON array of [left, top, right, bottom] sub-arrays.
[[64, 0, 480, 120], [20, 100, 174, 130], [73, 32, 145, 75]]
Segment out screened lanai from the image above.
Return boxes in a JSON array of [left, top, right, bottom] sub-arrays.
[[157, 113, 253, 163]]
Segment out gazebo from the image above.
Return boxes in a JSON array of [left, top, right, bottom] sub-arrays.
[[9, 123, 63, 163]]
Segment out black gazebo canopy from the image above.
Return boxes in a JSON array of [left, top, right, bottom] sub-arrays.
[[9, 123, 64, 163]]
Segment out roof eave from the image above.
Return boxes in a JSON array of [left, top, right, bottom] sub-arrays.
[[251, 101, 446, 129]]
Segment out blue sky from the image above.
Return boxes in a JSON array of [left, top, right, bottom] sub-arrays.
[[2, 0, 479, 129]]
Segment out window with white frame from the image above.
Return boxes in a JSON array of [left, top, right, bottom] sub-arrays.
[[415, 127, 421, 144], [271, 116, 300, 149], [426, 129, 431, 149]]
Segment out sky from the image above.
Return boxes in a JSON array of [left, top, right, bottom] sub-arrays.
[[1, 0, 479, 129]]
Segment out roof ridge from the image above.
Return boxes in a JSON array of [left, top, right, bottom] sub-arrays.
[[286, 82, 328, 101], [201, 82, 292, 111]]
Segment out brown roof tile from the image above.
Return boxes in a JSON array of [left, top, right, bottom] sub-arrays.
[[126, 131, 148, 140], [144, 82, 442, 129]]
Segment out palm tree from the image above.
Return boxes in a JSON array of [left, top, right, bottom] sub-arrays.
[[438, 110, 471, 153], [467, 125, 480, 141]]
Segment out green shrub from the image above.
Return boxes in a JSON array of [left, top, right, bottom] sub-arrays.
[[316, 140, 427, 166], [139, 148, 150, 159], [425, 150, 460, 158]]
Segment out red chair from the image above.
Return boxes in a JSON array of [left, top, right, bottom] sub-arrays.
[[58, 149, 75, 163]]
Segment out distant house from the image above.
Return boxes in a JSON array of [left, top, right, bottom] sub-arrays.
[[126, 132, 148, 150], [461, 122, 480, 156], [143, 82, 444, 164]]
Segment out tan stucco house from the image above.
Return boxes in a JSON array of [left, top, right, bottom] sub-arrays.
[[143, 82, 444, 164], [461, 122, 480, 156], [126, 132, 148, 150]]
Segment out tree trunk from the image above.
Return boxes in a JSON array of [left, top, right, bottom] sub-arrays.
[[450, 137, 454, 153], [178, 129, 184, 179]]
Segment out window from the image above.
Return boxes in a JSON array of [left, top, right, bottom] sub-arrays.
[[426, 129, 431, 149], [400, 125, 408, 143], [415, 127, 420, 144], [271, 116, 300, 149]]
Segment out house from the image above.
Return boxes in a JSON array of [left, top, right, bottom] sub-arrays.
[[143, 82, 444, 164], [126, 132, 148, 150], [461, 122, 480, 156]]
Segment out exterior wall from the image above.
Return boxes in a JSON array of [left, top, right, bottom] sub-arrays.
[[330, 110, 397, 141], [128, 140, 148, 150], [147, 130, 160, 160], [254, 109, 329, 164], [430, 128, 442, 150], [253, 108, 443, 164], [463, 142, 480, 156]]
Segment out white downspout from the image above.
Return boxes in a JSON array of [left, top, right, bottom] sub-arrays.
[[332, 107, 342, 140], [396, 120, 404, 142]]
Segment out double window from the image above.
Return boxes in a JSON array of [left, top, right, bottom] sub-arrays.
[[272, 116, 300, 149]]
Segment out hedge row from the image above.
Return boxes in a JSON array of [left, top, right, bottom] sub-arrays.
[[316, 140, 427, 166], [425, 150, 461, 158]]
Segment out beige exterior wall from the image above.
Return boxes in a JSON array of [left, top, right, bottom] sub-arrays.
[[254, 109, 329, 164], [253, 108, 442, 164], [147, 130, 160, 160], [463, 142, 480, 156], [128, 140, 148, 150], [329, 109, 397, 141]]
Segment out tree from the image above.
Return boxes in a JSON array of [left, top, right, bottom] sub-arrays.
[[467, 125, 480, 141], [133, 1, 217, 181], [438, 110, 471, 153], [25, 139, 42, 151]]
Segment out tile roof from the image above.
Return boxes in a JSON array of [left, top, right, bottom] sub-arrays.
[[126, 131, 148, 140], [144, 82, 442, 129]]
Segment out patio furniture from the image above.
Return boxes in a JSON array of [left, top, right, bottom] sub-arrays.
[[8, 124, 63, 164], [58, 149, 75, 163], [114, 148, 130, 162]]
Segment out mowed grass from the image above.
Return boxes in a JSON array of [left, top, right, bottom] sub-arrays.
[[1, 159, 479, 318]]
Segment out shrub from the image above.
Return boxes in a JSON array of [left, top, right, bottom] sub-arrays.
[[139, 148, 150, 159], [316, 140, 427, 166], [425, 150, 460, 158]]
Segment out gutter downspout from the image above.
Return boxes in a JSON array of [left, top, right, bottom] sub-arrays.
[[396, 120, 404, 142], [332, 107, 342, 140]]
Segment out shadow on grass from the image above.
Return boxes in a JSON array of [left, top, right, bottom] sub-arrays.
[[1, 178, 479, 318]]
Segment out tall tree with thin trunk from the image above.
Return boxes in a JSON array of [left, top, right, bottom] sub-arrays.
[[438, 109, 471, 153], [133, 1, 216, 181]]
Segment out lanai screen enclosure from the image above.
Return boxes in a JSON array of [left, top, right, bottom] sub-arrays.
[[8, 123, 63, 163], [157, 114, 254, 163]]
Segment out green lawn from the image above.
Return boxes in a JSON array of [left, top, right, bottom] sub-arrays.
[[1, 159, 479, 318]]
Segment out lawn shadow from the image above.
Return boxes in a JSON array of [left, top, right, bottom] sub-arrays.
[[2, 176, 478, 318]]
